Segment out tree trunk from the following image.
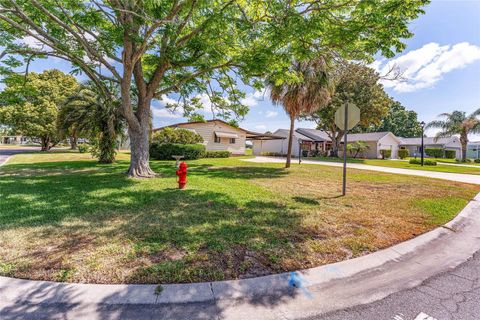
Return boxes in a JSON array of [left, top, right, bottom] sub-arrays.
[[126, 115, 156, 178], [40, 136, 51, 151], [70, 134, 78, 150], [330, 134, 343, 158], [285, 115, 295, 168], [460, 133, 468, 161]]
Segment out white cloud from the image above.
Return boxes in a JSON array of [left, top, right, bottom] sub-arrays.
[[265, 111, 278, 118], [375, 42, 480, 93], [240, 95, 258, 107], [18, 36, 46, 50], [152, 108, 182, 119]]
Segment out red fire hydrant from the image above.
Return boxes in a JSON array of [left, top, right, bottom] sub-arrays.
[[176, 161, 188, 189]]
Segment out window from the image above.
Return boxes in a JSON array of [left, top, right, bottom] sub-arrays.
[[214, 136, 221, 143], [229, 138, 236, 144]]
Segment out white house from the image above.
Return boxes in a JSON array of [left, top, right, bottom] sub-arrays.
[[399, 137, 462, 159], [253, 129, 402, 159], [155, 119, 284, 155]]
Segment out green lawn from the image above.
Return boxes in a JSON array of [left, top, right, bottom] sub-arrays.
[[405, 157, 480, 166], [311, 156, 480, 175], [0, 152, 478, 284]]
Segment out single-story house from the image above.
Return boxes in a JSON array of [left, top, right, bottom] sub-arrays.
[[154, 119, 284, 155], [399, 137, 462, 159], [252, 129, 402, 159], [467, 141, 480, 159], [1, 135, 28, 145]]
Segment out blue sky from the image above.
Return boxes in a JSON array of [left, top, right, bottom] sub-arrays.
[[6, 0, 480, 138]]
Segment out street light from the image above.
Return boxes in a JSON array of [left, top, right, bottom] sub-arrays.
[[420, 121, 425, 166]]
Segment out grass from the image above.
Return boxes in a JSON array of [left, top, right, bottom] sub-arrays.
[[311, 156, 480, 175], [405, 157, 480, 166], [0, 151, 478, 284]]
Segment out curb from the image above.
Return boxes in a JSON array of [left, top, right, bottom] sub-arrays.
[[1, 193, 479, 315]]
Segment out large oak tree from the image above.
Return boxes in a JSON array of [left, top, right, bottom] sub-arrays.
[[0, 0, 428, 177]]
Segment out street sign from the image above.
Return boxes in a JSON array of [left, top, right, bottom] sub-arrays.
[[335, 103, 360, 130]]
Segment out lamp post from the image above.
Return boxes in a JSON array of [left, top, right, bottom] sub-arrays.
[[420, 121, 425, 166]]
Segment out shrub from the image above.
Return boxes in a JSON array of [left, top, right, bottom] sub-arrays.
[[204, 151, 231, 158], [444, 150, 456, 159], [456, 158, 472, 163], [150, 143, 206, 160], [380, 149, 392, 159], [152, 127, 203, 145], [409, 158, 437, 166], [398, 149, 409, 159], [425, 148, 443, 158], [77, 144, 89, 153], [260, 152, 283, 157], [475, 159, 480, 163]]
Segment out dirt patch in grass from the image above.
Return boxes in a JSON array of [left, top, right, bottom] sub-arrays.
[[0, 153, 478, 284]]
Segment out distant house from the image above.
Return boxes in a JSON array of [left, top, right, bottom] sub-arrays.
[[154, 119, 283, 155], [1, 135, 28, 145], [399, 137, 461, 159], [467, 141, 480, 159], [253, 129, 402, 159]]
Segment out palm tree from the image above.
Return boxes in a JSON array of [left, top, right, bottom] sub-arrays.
[[58, 83, 124, 163], [267, 57, 331, 168], [427, 110, 480, 161]]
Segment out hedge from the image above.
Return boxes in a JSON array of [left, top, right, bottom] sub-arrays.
[[380, 149, 392, 159], [152, 127, 203, 145], [398, 149, 409, 159], [475, 159, 480, 163], [150, 143, 206, 160], [425, 148, 443, 158], [444, 150, 456, 159], [204, 151, 231, 158], [409, 159, 437, 166]]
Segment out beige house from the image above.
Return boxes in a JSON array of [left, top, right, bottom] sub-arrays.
[[155, 120, 249, 155]]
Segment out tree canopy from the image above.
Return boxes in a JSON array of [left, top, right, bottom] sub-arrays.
[[0, 69, 79, 150], [0, 0, 429, 176], [301, 62, 391, 156], [357, 101, 422, 138]]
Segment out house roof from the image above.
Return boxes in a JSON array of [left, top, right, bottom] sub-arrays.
[[273, 129, 314, 142], [153, 119, 249, 133], [342, 132, 392, 142], [295, 128, 330, 142], [399, 137, 456, 145]]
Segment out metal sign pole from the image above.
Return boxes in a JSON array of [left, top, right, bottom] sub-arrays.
[[298, 140, 302, 164], [342, 101, 348, 196]]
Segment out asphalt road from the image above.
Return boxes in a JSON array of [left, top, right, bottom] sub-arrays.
[[309, 250, 480, 320], [1, 250, 479, 320]]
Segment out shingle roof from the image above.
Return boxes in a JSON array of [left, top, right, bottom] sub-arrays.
[[342, 132, 391, 142], [273, 129, 314, 141], [295, 128, 330, 141], [399, 137, 454, 145]]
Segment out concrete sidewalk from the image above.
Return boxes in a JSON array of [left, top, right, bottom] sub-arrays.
[[1, 193, 479, 319], [243, 156, 480, 185]]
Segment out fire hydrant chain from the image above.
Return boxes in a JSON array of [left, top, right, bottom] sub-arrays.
[[176, 161, 187, 189]]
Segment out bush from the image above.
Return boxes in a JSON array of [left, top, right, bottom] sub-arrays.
[[444, 150, 456, 159], [456, 158, 472, 163], [152, 127, 203, 145], [409, 159, 437, 166], [150, 143, 206, 160], [425, 148, 443, 158], [204, 151, 231, 158], [380, 149, 392, 159], [260, 152, 283, 157], [398, 149, 409, 159], [475, 159, 480, 163], [77, 144, 89, 153]]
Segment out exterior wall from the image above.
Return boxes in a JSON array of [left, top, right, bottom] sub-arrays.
[[378, 134, 400, 159], [1, 136, 27, 144], [178, 122, 246, 155], [253, 139, 288, 155]]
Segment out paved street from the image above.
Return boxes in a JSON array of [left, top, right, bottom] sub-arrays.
[[312, 251, 480, 320], [1, 250, 479, 320]]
